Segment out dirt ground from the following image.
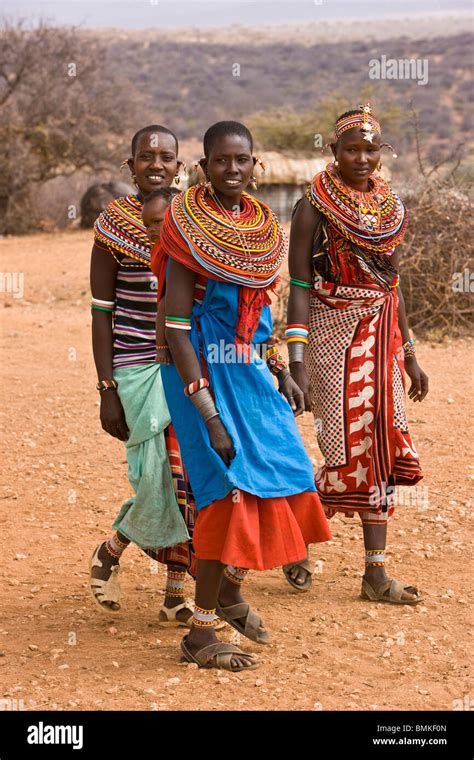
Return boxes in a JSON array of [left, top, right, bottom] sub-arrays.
[[0, 229, 472, 712]]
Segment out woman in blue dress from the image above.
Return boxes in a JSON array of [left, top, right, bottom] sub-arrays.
[[152, 121, 331, 672]]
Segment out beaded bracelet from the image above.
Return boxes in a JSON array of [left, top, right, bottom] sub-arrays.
[[265, 345, 287, 376], [285, 323, 309, 344], [402, 338, 416, 358], [96, 378, 118, 392], [91, 297, 115, 313], [290, 278, 311, 289], [165, 316, 192, 330], [184, 377, 210, 397]]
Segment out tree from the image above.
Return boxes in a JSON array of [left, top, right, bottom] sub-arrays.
[[0, 20, 140, 233]]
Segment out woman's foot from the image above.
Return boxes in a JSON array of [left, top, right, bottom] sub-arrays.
[[89, 542, 121, 612], [282, 552, 312, 591], [158, 596, 194, 626], [182, 626, 257, 671], [362, 566, 423, 604], [283, 563, 312, 589]]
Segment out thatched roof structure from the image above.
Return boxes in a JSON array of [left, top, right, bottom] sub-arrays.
[[255, 152, 326, 185], [185, 151, 327, 187]]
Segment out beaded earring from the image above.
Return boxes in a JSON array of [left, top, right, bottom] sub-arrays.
[[174, 161, 188, 185], [249, 157, 266, 190], [120, 159, 138, 188], [380, 142, 398, 159]]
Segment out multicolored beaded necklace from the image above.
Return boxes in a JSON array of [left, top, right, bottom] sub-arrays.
[[306, 162, 407, 253], [170, 182, 287, 288], [94, 194, 151, 265]]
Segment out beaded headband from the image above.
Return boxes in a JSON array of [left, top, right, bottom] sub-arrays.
[[335, 102, 381, 143]]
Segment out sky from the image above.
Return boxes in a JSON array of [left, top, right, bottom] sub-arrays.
[[2, 0, 472, 29]]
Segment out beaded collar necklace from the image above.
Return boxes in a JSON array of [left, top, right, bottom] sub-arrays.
[[306, 163, 407, 253], [170, 182, 286, 287], [94, 194, 151, 265]]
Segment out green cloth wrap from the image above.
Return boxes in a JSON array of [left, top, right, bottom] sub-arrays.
[[111, 362, 190, 549]]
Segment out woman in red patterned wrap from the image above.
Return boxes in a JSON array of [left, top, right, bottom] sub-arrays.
[[285, 104, 429, 605]]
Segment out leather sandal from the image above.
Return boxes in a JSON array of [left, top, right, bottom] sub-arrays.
[[216, 602, 270, 644], [361, 576, 424, 605], [283, 555, 312, 592], [158, 600, 194, 628], [89, 543, 121, 613], [180, 634, 258, 672]]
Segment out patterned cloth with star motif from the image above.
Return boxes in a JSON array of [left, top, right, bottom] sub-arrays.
[[306, 279, 423, 518]]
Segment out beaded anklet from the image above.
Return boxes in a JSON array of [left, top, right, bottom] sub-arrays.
[[192, 605, 217, 628], [165, 568, 186, 598], [105, 532, 129, 560], [224, 565, 249, 586], [365, 549, 386, 568]]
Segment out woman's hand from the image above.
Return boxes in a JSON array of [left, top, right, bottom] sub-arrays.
[[156, 346, 172, 365], [289, 362, 312, 412], [278, 370, 305, 416], [100, 390, 129, 441], [404, 357, 429, 402], [206, 415, 235, 467]]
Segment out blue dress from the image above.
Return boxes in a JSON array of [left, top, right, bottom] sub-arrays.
[[161, 278, 317, 511]]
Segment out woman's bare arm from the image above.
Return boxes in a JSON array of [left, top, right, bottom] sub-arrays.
[[90, 243, 129, 440], [286, 198, 321, 411], [164, 258, 235, 465], [391, 250, 429, 402]]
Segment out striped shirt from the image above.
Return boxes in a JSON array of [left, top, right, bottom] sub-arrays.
[[112, 259, 208, 369], [113, 256, 158, 369]]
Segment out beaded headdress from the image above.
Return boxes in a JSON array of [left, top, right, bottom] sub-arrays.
[[335, 103, 381, 144]]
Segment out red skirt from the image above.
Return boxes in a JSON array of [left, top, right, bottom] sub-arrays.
[[193, 489, 332, 571]]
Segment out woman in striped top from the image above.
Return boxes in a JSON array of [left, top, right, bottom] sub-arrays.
[[88, 125, 198, 627]]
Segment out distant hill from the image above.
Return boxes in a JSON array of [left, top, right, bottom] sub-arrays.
[[96, 24, 471, 164], [96, 12, 472, 45]]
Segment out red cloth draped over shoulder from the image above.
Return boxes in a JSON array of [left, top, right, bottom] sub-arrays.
[[150, 205, 211, 302], [150, 194, 281, 348]]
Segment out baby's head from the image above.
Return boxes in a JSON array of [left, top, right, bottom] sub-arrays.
[[142, 188, 180, 244]]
